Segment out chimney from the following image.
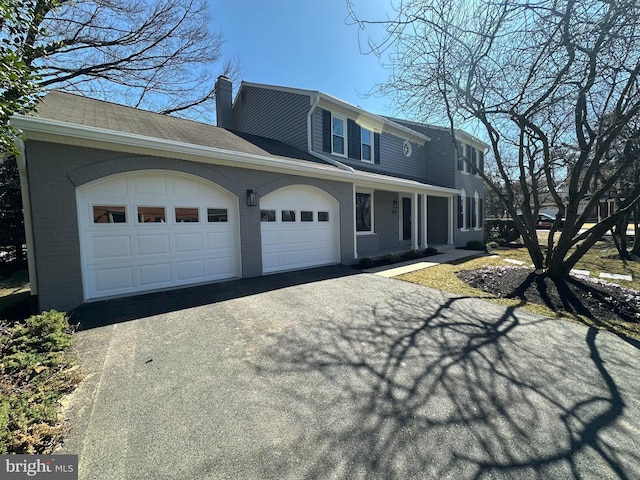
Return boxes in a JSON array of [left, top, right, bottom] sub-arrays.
[[215, 75, 233, 129]]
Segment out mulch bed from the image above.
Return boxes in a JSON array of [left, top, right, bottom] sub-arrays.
[[457, 266, 640, 324]]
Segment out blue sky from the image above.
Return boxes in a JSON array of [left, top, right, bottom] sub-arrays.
[[210, 0, 396, 117]]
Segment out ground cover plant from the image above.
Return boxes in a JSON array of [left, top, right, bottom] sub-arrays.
[[398, 240, 640, 340], [0, 311, 81, 453]]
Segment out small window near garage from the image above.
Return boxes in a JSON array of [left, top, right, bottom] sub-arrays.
[[318, 211, 330, 222], [356, 192, 372, 232], [260, 210, 276, 222], [301, 211, 313, 222], [138, 206, 165, 223], [93, 205, 126, 224], [281, 210, 296, 222], [175, 207, 199, 223], [207, 208, 228, 222]]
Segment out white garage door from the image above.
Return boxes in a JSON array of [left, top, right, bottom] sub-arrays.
[[77, 171, 240, 300], [260, 185, 340, 273]]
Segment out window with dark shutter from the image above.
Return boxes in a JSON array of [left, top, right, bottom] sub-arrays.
[[322, 109, 331, 153], [374, 132, 380, 164], [479, 198, 484, 225], [472, 148, 478, 174], [457, 195, 463, 228], [457, 141, 464, 171], [465, 196, 472, 229], [478, 151, 484, 175], [465, 145, 473, 173]]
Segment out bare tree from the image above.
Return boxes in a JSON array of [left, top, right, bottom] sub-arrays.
[[3, 0, 236, 123], [349, 0, 640, 278]]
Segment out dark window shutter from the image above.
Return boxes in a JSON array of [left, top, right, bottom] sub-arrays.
[[322, 110, 331, 153], [471, 197, 477, 228], [347, 119, 361, 160], [374, 132, 380, 164], [472, 148, 478, 174], [457, 196, 463, 228], [479, 198, 484, 225], [465, 196, 471, 229], [479, 151, 484, 175]]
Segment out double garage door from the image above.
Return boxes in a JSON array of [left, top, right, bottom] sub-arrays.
[[77, 171, 240, 300], [77, 174, 341, 301]]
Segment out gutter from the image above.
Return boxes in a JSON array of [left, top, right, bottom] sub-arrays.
[[11, 115, 458, 196], [306, 92, 354, 172], [14, 138, 38, 296]]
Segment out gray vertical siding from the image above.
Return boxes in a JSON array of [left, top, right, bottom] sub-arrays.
[[232, 86, 310, 151], [26, 141, 354, 311], [311, 109, 427, 181]]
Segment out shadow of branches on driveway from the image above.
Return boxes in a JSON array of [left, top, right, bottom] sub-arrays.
[[253, 289, 639, 479]]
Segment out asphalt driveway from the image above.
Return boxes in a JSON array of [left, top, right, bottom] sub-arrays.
[[60, 267, 640, 479]]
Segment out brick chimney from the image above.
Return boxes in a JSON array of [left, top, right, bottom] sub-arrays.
[[215, 75, 233, 129]]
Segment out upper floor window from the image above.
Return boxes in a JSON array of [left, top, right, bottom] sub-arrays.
[[323, 109, 379, 163], [331, 115, 346, 156], [361, 128, 373, 162], [458, 142, 485, 176]]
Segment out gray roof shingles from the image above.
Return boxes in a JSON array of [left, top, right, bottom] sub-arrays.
[[31, 90, 328, 166]]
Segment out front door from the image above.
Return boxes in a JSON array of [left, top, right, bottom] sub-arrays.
[[403, 197, 412, 241]]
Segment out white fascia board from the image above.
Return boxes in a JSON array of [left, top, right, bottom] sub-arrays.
[[316, 96, 429, 145], [11, 115, 454, 195]]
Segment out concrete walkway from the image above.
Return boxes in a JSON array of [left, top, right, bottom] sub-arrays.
[[365, 248, 485, 277]]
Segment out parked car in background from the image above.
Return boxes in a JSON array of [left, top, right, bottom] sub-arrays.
[[518, 213, 564, 230]]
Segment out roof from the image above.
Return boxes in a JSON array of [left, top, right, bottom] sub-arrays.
[[12, 90, 459, 196], [28, 90, 326, 165]]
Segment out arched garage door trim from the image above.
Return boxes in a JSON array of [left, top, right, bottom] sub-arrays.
[[260, 185, 340, 274], [76, 170, 241, 301]]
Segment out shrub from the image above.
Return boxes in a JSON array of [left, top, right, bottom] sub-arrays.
[[484, 219, 520, 245], [382, 253, 401, 264], [487, 241, 499, 249], [405, 249, 422, 259], [424, 247, 439, 256], [466, 240, 487, 251], [0, 310, 80, 454], [358, 257, 374, 268]]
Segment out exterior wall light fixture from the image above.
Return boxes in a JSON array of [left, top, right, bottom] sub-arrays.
[[247, 189, 258, 207]]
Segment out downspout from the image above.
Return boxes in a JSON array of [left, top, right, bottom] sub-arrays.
[[14, 137, 38, 297], [307, 92, 354, 173]]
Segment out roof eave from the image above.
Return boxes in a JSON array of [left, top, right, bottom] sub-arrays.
[[10, 115, 458, 196]]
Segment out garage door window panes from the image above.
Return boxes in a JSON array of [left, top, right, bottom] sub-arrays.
[[207, 208, 228, 222], [318, 211, 329, 222], [261, 210, 276, 222], [138, 206, 165, 223], [282, 210, 296, 222], [93, 205, 126, 224], [175, 207, 199, 223], [301, 211, 313, 222]]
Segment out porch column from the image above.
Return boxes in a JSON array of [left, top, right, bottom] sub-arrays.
[[412, 192, 419, 250], [448, 196, 455, 245], [353, 184, 358, 259], [421, 194, 428, 249]]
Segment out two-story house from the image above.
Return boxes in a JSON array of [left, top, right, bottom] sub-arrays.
[[11, 76, 486, 311]]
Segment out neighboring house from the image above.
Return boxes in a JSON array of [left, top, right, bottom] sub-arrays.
[[11, 76, 486, 311]]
